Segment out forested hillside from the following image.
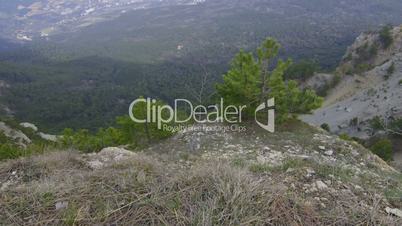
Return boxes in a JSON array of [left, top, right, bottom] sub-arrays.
[[1, 0, 402, 132], [0, 55, 224, 132]]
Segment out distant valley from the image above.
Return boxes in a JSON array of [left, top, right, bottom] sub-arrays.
[[1, 0, 402, 132], [2, 0, 402, 66]]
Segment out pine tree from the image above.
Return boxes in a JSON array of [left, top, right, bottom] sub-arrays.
[[267, 59, 292, 122], [216, 38, 323, 123], [216, 50, 260, 117], [257, 38, 280, 105]]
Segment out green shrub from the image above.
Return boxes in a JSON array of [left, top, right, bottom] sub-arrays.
[[0, 132, 23, 160], [370, 139, 393, 162], [320, 123, 330, 132], [344, 53, 353, 62], [60, 107, 175, 153], [379, 25, 393, 49], [345, 68, 354, 75], [1, 143, 54, 161], [385, 63, 395, 80], [369, 116, 384, 131], [0, 144, 29, 161], [284, 59, 319, 81], [389, 118, 402, 137], [0, 130, 51, 161], [339, 133, 352, 141], [355, 44, 377, 66], [0, 131, 10, 144], [61, 127, 126, 153], [387, 63, 395, 75], [317, 74, 341, 97], [349, 117, 359, 127], [399, 79, 402, 85], [356, 63, 372, 73]]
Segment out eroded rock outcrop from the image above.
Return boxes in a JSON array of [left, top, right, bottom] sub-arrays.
[[302, 25, 402, 139]]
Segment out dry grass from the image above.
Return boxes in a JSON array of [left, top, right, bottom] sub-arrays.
[[0, 151, 400, 225]]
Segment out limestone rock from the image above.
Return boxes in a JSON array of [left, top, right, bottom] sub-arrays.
[[315, 180, 328, 190], [385, 207, 402, 218], [55, 201, 69, 210], [85, 147, 136, 169], [19, 122, 38, 132], [98, 147, 136, 161], [0, 121, 31, 147], [38, 132, 58, 142]]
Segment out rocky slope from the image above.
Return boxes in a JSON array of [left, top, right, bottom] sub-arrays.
[[0, 120, 58, 147], [1, 121, 401, 225], [302, 25, 402, 139]]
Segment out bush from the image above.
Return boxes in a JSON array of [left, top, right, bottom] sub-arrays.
[[387, 63, 395, 75], [344, 53, 352, 62], [385, 63, 395, 80], [0, 131, 24, 160], [339, 133, 352, 141], [356, 63, 372, 73], [370, 139, 393, 162], [398, 79, 402, 85], [379, 25, 393, 49], [61, 127, 126, 153], [0, 144, 25, 161], [369, 116, 383, 131], [320, 123, 330, 132], [60, 107, 175, 153], [345, 67, 354, 75], [355, 44, 377, 66], [0, 144, 48, 161], [316, 74, 341, 97], [369, 116, 402, 137], [349, 117, 358, 127], [389, 118, 402, 136], [284, 59, 319, 81], [0, 128, 52, 161]]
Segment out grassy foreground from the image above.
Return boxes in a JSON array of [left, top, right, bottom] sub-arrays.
[[0, 149, 401, 225], [1, 121, 401, 225]]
